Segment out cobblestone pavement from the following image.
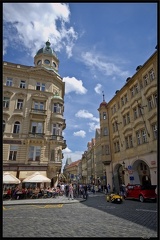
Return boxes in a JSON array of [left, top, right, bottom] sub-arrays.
[[3, 192, 157, 238]]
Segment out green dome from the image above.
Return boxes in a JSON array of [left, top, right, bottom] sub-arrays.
[[36, 40, 58, 59]]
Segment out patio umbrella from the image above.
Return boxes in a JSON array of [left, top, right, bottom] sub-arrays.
[[3, 172, 21, 184], [22, 172, 51, 183]]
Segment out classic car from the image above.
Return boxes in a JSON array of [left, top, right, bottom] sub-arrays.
[[106, 193, 123, 203], [125, 184, 157, 202]]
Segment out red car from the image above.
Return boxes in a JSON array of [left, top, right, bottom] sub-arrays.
[[125, 184, 157, 202]]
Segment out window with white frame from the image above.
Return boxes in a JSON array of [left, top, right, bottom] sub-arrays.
[[17, 99, 23, 109], [152, 123, 157, 139], [31, 122, 43, 134], [9, 145, 18, 161], [141, 129, 147, 143], [34, 101, 44, 110], [143, 74, 149, 86], [28, 146, 41, 161], [147, 96, 154, 111], [3, 120, 5, 132], [36, 82, 45, 91], [20, 80, 26, 88], [52, 123, 62, 136], [53, 103, 62, 113], [13, 121, 20, 133], [3, 97, 10, 108], [136, 131, 141, 145], [6, 77, 13, 86], [149, 69, 155, 82], [103, 112, 107, 119]]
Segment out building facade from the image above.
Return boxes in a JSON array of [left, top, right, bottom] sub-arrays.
[[3, 40, 67, 187], [64, 49, 157, 193]]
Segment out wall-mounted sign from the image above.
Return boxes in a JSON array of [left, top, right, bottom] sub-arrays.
[[129, 176, 134, 181]]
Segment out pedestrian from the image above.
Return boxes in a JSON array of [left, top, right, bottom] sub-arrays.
[[68, 183, 74, 200], [107, 183, 111, 193]]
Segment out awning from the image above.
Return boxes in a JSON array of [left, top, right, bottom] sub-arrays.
[[3, 171, 17, 177], [19, 171, 47, 180]]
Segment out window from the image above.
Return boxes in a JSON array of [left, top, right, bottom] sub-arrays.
[[104, 127, 108, 136], [103, 112, 107, 120], [152, 123, 157, 140], [138, 105, 144, 116], [134, 84, 139, 94], [147, 96, 153, 111], [114, 141, 120, 152], [34, 102, 44, 110], [44, 59, 50, 64], [9, 145, 18, 161], [52, 123, 62, 136], [123, 115, 127, 126], [20, 80, 26, 88], [129, 135, 133, 147], [136, 131, 141, 145], [31, 122, 43, 133], [144, 74, 149, 86], [130, 87, 134, 97], [105, 145, 110, 155], [127, 113, 130, 124], [125, 137, 129, 149], [36, 82, 45, 91], [6, 77, 13, 86], [149, 69, 155, 82], [133, 107, 138, 119], [17, 99, 23, 109], [13, 121, 20, 133], [3, 97, 10, 108], [121, 97, 125, 106], [3, 120, 5, 132], [29, 146, 41, 161], [153, 93, 157, 107], [142, 129, 147, 143], [124, 94, 128, 103], [53, 62, 56, 68], [53, 103, 62, 113], [139, 80, 143, 89]]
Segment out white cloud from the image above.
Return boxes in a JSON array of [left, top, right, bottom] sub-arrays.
[[73, 130, 86, 138], [75, 110, 99, 122], [94, 83, 102, 94], [3, 3, 78, 58], [88, 122, 100, 132], [81, 51, 129, 78], [63, 76, 87, 94]]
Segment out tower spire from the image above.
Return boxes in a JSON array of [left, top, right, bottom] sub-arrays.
[[102, 91, 105, 102]]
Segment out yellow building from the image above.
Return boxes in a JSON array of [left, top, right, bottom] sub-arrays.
[[98, 49, 157, 193], [3, 40, 67, 187]]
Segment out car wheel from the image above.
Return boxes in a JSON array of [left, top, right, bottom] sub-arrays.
[[139, 195, 144, 202]]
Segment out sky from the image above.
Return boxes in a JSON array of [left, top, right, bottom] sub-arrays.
[[3, 2, 157, 170]]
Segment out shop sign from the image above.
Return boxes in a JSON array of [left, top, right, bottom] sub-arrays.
[[151, 161, 156, 165]]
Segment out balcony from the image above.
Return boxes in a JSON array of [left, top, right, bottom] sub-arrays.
[[30, 108, 47, 120], [28, 132, 45, 138], [49, 135, 67, 148]]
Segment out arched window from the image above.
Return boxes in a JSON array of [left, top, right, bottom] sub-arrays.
[[3, 120, 5, 132], [13, 121, 20, 133]]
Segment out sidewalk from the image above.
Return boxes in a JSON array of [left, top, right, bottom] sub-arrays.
[[3, 195, 86, 206]]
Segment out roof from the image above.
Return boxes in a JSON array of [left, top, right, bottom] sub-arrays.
[[36, 40, 58, 59]]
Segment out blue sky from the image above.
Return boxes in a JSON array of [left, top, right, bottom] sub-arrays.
[[3, 3, 157, 169]]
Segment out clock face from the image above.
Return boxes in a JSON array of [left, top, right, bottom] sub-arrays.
[[37, 60, 41, 65], [44, 59, 50, 64]]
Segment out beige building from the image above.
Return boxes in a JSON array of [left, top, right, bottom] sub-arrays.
[[98, 49, 157, 193], [3, 40, 67, 187], [67, 49, 157, 193]]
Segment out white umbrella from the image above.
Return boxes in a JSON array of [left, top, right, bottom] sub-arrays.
[[3, 172, 21, 184], [22, 172, 51, 183]]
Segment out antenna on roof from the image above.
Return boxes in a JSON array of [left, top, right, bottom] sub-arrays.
[[102, 91, 105, 102]]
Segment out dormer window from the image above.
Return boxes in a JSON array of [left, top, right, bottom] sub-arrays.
[[44, 59, 50, 64]]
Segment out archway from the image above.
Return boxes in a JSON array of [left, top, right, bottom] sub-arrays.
[[132, 160, 151, 185], [113, 163, 124, 193]]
